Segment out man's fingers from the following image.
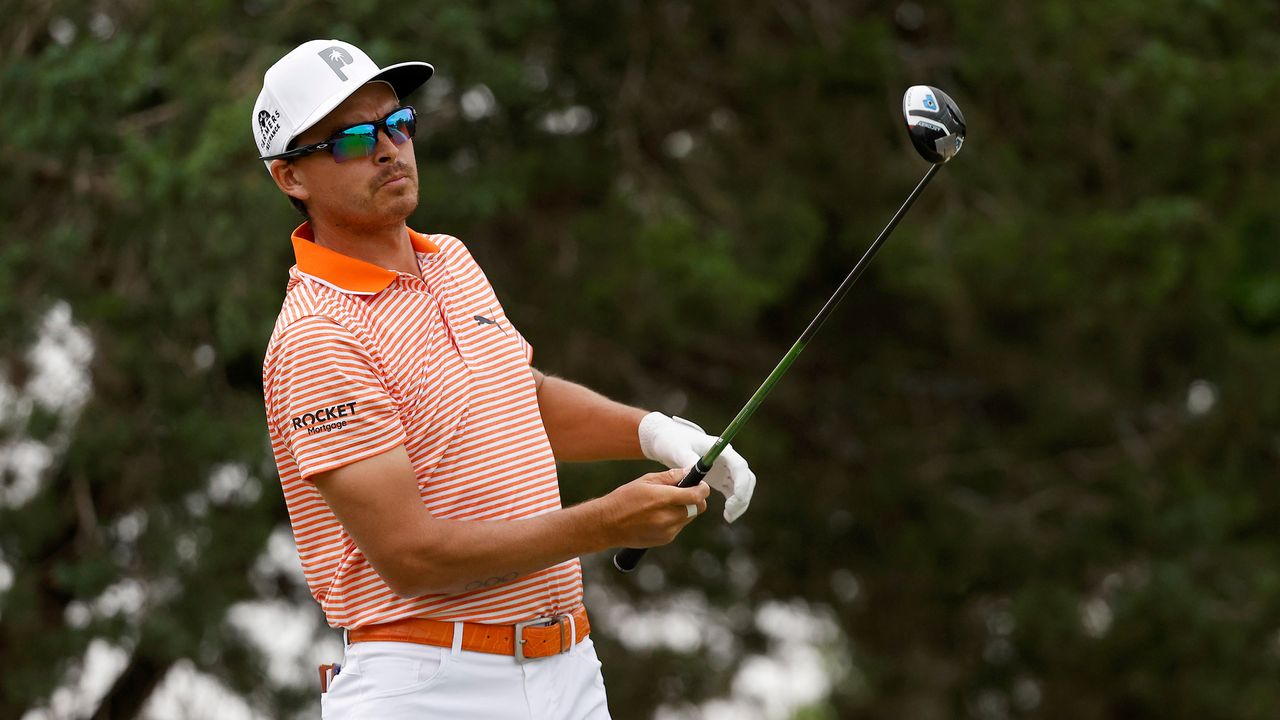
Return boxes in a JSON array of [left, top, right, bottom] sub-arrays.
[[654, 474, 710, 504], [681, 482, 710, 523], [670, 448, 701, 469], [718, 444, 747, 473], [723, 480, 751, 522], [706, 445, 754, 522], [738, 467, 756, 504], [682, 493, 710, 520], [721, 449, 754, 499], [687, 479, 711, 501], [705, 444, 743, 484], [651, 467, 686, 485], [643, 469, 711, 521]]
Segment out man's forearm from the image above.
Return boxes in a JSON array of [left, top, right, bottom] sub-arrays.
[[535, 373, 647, 462], [369, 469, 704, 597], [393, 500, 614, 596]]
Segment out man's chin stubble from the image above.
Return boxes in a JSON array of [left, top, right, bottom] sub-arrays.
[[365, 180, 419, 219]]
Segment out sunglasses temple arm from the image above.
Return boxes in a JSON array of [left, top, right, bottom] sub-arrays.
[[260, 143, 328, 162]]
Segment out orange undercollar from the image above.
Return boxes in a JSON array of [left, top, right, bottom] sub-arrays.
[[290, 222, 439, 294]]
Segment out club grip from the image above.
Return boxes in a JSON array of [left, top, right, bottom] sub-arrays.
[[613, 464, 709, 573]]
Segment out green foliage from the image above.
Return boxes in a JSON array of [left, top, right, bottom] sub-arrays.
[[3, 0, 1280, 718]]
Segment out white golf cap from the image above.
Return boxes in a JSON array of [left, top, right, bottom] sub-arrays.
[[252, 39, 433, 163]]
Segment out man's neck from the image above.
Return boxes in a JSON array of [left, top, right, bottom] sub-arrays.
[[309, 215, 421, 277]]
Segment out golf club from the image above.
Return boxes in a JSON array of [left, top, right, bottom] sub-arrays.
[[614, 85, 967, 573]]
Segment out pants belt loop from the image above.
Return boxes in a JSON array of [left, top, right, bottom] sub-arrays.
[[567, 613, 577, 651], [343, 628, 350, 647], [451, 621, 464, 655]]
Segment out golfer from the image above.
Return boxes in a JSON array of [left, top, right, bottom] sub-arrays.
[[254, 39, 755, 719]]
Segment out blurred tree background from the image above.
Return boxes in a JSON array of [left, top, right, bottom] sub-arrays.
[[3, 0, 1280, 718]]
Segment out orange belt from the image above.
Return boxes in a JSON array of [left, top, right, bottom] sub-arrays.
[[348, 606, 591, 663]]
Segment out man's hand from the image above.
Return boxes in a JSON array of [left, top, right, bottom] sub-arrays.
[[312, 448, 711, 596], [638, 412, 756, 522], [600, 468, 710, 548]]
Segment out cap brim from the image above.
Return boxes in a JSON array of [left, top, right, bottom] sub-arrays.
[[372, 61, 434, 102], [286, 61, 435, 150]]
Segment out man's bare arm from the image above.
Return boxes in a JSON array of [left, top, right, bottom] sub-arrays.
[[532, 368, 647, 462], [312, 445, 708, 596]]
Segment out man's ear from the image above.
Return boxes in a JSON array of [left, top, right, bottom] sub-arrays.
[[269, 159, 310, 204]]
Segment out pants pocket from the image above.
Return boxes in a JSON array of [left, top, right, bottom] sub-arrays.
[[321, 642, 455, 719], [356, 642, 453, 700]]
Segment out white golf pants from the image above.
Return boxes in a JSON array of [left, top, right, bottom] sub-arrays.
[[320, 634, 612, 720]]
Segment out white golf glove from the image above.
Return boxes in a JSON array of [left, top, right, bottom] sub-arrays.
[[638, 412, 756, 523]]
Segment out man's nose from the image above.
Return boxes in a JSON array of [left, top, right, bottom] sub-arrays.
[[373, 126, 400, 164]]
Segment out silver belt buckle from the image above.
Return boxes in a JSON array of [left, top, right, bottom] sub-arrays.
[[514, 614, 570, 663]]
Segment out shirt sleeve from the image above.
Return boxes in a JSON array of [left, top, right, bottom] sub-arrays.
[[513, 325, 533, 365], [265, 315, 407, 479]]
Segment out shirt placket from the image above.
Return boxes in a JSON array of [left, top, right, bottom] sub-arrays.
[[416, 258, 472, 365]]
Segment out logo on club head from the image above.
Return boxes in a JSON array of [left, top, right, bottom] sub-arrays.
[[923, 94, 938, 111], [911, 117, 946, 134], [318, 46, 355, 81]]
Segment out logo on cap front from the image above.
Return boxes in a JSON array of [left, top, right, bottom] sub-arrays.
[[319, 46, 355, 81]]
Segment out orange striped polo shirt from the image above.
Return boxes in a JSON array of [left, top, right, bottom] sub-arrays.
[[262, 223, 582, 629]]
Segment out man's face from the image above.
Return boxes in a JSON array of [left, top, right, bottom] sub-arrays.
[[272, 82, 418, 227]]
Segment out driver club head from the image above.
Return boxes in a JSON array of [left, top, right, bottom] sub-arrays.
[[903, 85, 966, 164]]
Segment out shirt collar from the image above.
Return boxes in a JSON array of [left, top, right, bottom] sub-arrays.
[[290, 222, 439, 295]]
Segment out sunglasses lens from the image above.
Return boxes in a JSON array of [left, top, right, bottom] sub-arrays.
[[331, 125, 377, 162], [387, 108, 416, 145]]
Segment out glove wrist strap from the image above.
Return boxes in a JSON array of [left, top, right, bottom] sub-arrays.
[[637, 411, 668, 462]]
